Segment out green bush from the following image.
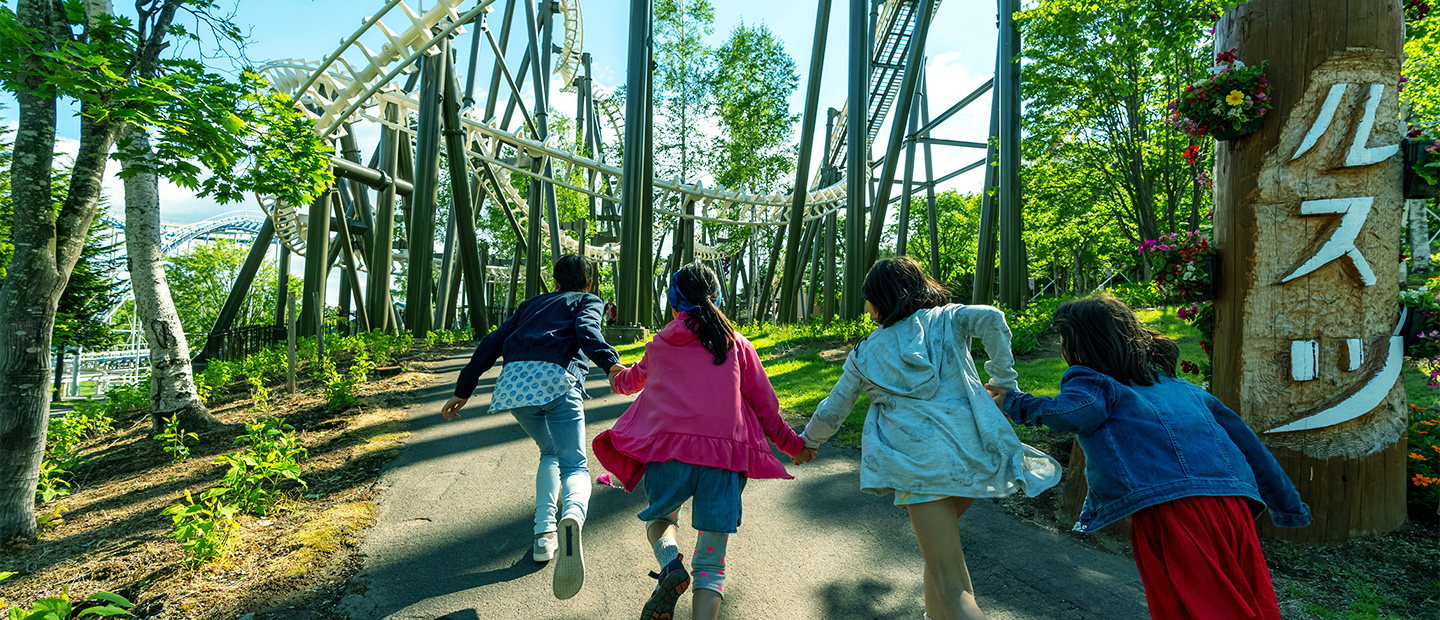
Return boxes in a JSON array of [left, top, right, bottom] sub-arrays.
[[35, 461, 71, 504], [161, 488, 237, 568], [157, 415, 198, 464], [1002, 297, 1066, 356], [0, 571, 135, 619], [215, 417, 307, 515], [1100, 282, 1168, 309]]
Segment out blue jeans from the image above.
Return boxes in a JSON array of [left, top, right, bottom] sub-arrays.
[[638, 460, 747, 534], [509, 383, 590, 534]]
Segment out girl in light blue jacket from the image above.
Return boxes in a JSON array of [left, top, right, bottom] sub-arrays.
[[798, 257, 1060, 620]]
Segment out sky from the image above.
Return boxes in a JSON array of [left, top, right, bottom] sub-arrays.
[[0, 0, 1002, 227]]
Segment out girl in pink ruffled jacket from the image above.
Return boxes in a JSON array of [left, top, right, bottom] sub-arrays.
[[593, 263, 807, 620]]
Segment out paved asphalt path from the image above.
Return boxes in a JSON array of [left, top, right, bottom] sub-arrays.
[[337, 353, 1151, 619]]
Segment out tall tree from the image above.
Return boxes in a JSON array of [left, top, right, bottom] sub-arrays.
[[654, 0, 715, 184], [708, 21, 800, 193], [0, 0, 329, 541], [1020, 0, 1214, 277]]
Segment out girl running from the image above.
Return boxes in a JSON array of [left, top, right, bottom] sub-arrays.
[[986, 295, 1311, 620], [798, 256, 1061, 620], [593, 263, 807, 620], [440, 254, 624, 600]]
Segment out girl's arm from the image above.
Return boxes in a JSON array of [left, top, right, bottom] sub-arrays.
[[610, 350, 650, 396], [737, 339, 806, 456], [955, 305, 1018, 390], [800, 355, 865, 448], [998, 366, 1112, 434], [1202, 393, 1312, 527], [575, 295, 622, 372], [453, 305, 524, 398]]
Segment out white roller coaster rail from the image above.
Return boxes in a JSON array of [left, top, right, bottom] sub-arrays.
[[98, 212, 273, 320], [254, 0, 887, 263]]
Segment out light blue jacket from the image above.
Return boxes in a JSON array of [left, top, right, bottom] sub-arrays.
[[802, 304, 1061, 499]]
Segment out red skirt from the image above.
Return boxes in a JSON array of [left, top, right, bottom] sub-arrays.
[[1129, 495, 1281, 620]]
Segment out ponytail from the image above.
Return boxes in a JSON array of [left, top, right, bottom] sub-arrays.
[[669, 263, 735, 365]]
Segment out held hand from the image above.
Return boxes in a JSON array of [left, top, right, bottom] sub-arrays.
[[791, 446, 818, 465], [441, 396, 467, 421], [607, 364, 627, 390], [983, 384, 1008, 410]]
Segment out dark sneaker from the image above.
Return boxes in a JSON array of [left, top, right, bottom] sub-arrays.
[[553, 517, 585, 599], [640, 555, 690, 620]]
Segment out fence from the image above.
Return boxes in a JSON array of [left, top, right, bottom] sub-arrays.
[[209, 324, 286, 362]]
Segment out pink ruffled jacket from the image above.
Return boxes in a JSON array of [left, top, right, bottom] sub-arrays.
[[592, 315, 805, 492]]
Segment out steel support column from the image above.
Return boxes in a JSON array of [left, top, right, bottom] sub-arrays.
[[442, 56, 491, 335], [972, 46, 1002, 305], [406, 52, 445, 335], [920, 69, 940, 282], [842, 0, 869, 320], [368, 102, 400, 332], [997, 0, 1026, 309], [331, 195, 371, 332], [197, 218, 277, 361], [617, 0, 652, 325], [777, 0, 833, 324], [863, 0, 934, 268], [301, 190, 334, 337], [897, 66, 922, 256]]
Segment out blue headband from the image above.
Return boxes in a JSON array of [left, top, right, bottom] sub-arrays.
[[668, 271, 722, 313]]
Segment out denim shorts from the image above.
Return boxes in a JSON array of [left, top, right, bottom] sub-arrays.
[[638, 460, 748, 534]]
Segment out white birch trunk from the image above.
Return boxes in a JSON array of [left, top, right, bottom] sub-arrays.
[[120, 128, 218, 431], [1409, 198, 1431, 274]]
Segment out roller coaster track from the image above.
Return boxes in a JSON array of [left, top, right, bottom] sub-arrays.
[[97, 212, 272, 319], [256, 0, 933, 260]]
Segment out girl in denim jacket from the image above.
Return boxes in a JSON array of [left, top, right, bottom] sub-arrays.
[[987, 295, 1311, 620], [594, 263, 807, 620], [799, 257, 1061, 620]]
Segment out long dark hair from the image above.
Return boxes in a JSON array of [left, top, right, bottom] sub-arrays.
[[862, 256, 950, 327], [670, 263, 735, 365], [1053, 295, 1179, 386]]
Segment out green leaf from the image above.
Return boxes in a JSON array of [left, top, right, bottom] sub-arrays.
[[84, 592, 134, 607]]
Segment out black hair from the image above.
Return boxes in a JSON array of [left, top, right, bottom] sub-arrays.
[[553, 254, 592, 292], [1053, 295, 1179, 386], [861, 256, 950, 327], [673, 263, 735, 365]]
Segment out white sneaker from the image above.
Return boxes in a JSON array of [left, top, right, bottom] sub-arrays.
[[533, 531, 557, 562], [552, 517, 585, 599]]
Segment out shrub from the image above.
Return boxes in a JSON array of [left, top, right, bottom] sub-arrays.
[[215, 417, 307, 515], [158, 415, 198, 463], [0, 571, 135, 618], [161, 488, 237, 567], [317, 359, 356, 409], [1408, 404, 1440, 511], [35, 460, 71, 504], [1103, 282, 1167, 309], [1002, 297, 1065, 356]]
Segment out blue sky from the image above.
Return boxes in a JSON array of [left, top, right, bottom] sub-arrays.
[[1, 0, 1000, 226]]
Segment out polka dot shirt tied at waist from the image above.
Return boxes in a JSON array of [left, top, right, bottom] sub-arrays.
[[489, 360, 580, 411]]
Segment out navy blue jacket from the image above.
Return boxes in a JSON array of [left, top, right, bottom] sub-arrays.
[[1002, 365, 1311, 533], [454, 290, 620, 399]]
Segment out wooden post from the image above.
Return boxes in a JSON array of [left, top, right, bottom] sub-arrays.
[[1214, 0, 1407, 542]]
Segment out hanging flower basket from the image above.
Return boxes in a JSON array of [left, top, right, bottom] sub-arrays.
[[1138, 233, 1218, 303], [1211, 116, 1265, 142], [1404, 137, 1440, 199], [1167, 49, 1273, 142]]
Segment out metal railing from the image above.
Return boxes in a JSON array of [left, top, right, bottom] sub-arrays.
[[209, 324, 287, 362]]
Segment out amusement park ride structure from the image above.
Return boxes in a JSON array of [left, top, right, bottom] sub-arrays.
[[178, 0, 1024, 355]]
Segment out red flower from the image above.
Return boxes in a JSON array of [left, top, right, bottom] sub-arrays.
[[1183, 144, 1201, 165]]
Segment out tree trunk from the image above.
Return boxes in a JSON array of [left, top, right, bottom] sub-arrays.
[[1214, 0, 1407, 542], [1409, 198, 1431, 274], [121, 128, 220, 433]]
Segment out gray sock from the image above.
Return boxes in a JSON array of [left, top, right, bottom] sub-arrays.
[[653, 536, 679, 568]]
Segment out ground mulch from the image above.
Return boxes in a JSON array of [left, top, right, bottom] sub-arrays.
[[0, 344, 467, 619]]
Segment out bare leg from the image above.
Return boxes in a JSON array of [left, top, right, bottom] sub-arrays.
[[647, 520, 677, 548], [693, 589, 722, 620], [907, 497, 985, 620]]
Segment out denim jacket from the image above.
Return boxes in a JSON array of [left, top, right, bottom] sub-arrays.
[[454, 290, 619, 399], [1002, 365, 1311, 533]]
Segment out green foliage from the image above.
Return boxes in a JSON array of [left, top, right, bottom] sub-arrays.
[[35, 461, 71, 505], [157, 415, 197, 464], [1, 569, 134, 618], [214, 417, 306, 515], [161, 488, 236, 568], [1002, 298, 1064, 357], [1407, 404, 1440, 510], [708, 21, 799, 193], [317, 359, 356, 410], [37, 394, 124, 503], [1169, 51, 1272, 137], [165, 240, 278, 337]]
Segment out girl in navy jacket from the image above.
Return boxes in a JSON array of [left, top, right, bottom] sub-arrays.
[[988, 295, 1310, 620]]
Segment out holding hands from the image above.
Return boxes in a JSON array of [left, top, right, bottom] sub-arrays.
[[984, 384, 1008, 410], [791, 446, 818, 465]]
